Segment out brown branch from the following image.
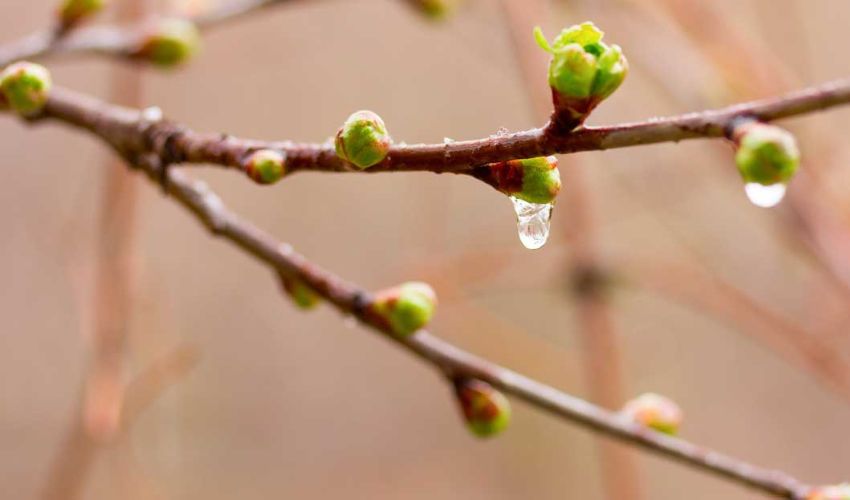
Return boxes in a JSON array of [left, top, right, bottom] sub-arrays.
[[0, 0, 300, 68], [23, 78, 850, 187], [8, 100, 811, 497]]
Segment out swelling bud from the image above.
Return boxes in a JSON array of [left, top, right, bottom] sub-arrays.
[[733, 121, 800, 186], [0, 62, 52, 117], [453, 378, 511, 437], [134, 18, 201, 67], [278, 274, 320, 310], [243, 149, 285, 185], [370, 282, 436, 337], [335, 110, 392, 169], [621, 393, 682, 435], [58, 0, 107, 29], [474, 156, 561, 204]]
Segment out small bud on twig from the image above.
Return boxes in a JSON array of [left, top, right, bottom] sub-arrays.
[[335, 110, 392, 170], [733, 121, 800, 186], [243, 149, 285, 185], [0, 62, 52, 117], [278, 273, 320, 310], [534, 22, 628, 130], [369, 282, 436, 337], [453, 378, 511, 438], [406, 0, 459, 20], [133, 18, 201, 68], [621, 393, 682, 435], [474, 156, 562, 204], [808, 484, 850, 500], [58, 0, 107, 30]]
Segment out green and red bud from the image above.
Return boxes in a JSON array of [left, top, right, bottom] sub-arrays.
[[335, 110, 392, 170], [473, 156, 561, 204], [534, 22, 628, 129], [133, 18, 201, 67], [733, 121, 800, 186], [58, 0, 107, 30], [0, 62, 52, 117], [453, 378, 511, 438], [369, 281, 436, 337], [808, 484, 850, 500], [278, 273, 321, 310], [243, 149, 285, 185], [621, 393, 682, 435]]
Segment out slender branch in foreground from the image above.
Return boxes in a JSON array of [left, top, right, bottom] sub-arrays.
[[13, 116, 807, 497], [26, 78, 850, 186]]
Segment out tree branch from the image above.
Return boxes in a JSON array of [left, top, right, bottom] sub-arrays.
[[25, 78, 850, 187], [0, 0, 301, 68], [8, 124, 804, 497]]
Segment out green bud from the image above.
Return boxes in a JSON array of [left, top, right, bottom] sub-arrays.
[[136, 18, 201, 67], [370, 282, 436, 337], [334, 110, 392, 169], [473, 156, 561, 204], [535, 22, 628, 127], [808, 484, 850, 500], [621, 393, 682, 435], [243, 149, 285, 185], [279, 274, 321, 310], [412, 0, 458, 19], [453, 378, 511, 438], [734, 122, 800, 186], [0, 62, 52, 117], [58, 0, 107, 28]]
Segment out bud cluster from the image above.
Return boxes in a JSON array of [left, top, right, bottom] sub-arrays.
[[534, 22, 628, 129]]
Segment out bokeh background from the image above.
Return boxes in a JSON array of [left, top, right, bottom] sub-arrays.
[[3, 0, 850, 499]]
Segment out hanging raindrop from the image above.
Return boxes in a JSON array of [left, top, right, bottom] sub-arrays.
[[744, 182, 786, 208], [510, 197, 553, 250]]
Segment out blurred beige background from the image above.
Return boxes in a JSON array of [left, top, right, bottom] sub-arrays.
[[2, 0, 850, 499]]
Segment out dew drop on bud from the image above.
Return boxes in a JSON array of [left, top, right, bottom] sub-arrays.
[[744, 182, 787, 208], [510, 196, 553, 250]]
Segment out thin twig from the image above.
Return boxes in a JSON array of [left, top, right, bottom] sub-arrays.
[[24, 79, 850, 184], [0, 0, 301, 68]]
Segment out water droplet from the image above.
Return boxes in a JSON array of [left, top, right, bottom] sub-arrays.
[[744, 182, 786, 208], [510, 197, 553, 250]]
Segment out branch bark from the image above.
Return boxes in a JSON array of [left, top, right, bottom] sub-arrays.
[[23, 78, 850, 185]]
